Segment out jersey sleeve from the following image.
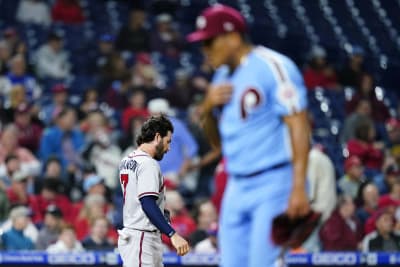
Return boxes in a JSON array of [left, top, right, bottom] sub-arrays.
[[270, 58, 308, 116], [136, 159, 161, 199]]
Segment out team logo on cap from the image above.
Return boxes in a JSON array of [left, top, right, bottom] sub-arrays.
[[223, 22, 234, 32], [196, 16, 207, 29]]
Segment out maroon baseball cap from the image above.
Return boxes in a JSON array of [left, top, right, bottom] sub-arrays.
[[186, 4, 246, 43]]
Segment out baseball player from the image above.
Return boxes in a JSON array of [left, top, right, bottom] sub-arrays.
[[117, 115, 190, 267], [187, 4, 310, 267]]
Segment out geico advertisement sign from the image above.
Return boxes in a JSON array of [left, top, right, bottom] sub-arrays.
[[311, 253, 358, 265], [48, 253, 96, 264]]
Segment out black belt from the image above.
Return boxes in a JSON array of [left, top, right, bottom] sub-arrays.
[[126, 227, 160, 233], [234, 162, 290, 178]]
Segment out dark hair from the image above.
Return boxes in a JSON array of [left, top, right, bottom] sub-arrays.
[[56, 106, 75, 120], [136, 115, 173, 146], [5, 154, 18, 164], [354, 118, 374, 142]]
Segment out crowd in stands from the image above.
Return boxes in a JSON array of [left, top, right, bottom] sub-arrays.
[[0, 0, 399, 255]]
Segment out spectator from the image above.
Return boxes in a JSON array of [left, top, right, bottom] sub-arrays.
[[132, 53, 164, 95], [119, 114, 146, 153], [194, 221, 218, 253], [378, 179, 400, 209], [39, 107, 85, 173], [99, 52, 127, 89], [150, 13, 183, 57], [1, 85, 28, 125], [3, 28, 27, 57], [74, 193, 117, 242], [307, 145, 337, 222], [0, 55, 41, 102], [187, 101, 221, 198], [319, 195, 363, 250], [375, 164, 400, 195], [6, 169, 36, 209], [346, 119, 384, 171], [82, 216, 114, 250], [356, 182, 380, 227], [1, 206, 35, 250], [189, 199, 218, 247], [338, 45, 366, 87], [16, 0, 51, 26], [14, 103, 43, 153], [51, 0, 85, 24], [148, 98, 198, 190], [338, 156, 365, 199], [385, 118, 400, 165], [34, 31, 71, 80], [105, 72, 132, 110], [0, 154, 20, 190], [78, 88, 100, 120], [0, 123, 41, 177], [362, 208, 400, 251], [340, 99, 372, 144], [89, 34, 116, 75], [82, 111, 121, 190], [0, 40, 11, 75], [115, 9, 150, 53], [121, 89, 149, 132], [36, 204, 63, 250], [162, 190, 197, 250], [346, 73, 390, 123], [40, 84, 69, 126], [47, 224, 84, 252], [302, 46, 339, 90]]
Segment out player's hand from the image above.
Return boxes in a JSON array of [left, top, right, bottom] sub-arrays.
[[203, 83, 233, 112], [170, 233, 190, 256], [286, 186, 310, 219]]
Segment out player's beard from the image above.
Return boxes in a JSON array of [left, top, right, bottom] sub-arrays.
[[154, 140, 165, 161]]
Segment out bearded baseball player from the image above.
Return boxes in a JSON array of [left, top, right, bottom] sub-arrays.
[[117, 115, 190, 267]]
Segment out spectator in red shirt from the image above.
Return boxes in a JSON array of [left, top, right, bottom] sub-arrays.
[[378, 179, 400, 209], [347, 119, 384, 171], [346, 73, 390, 123], [6, 170, 37, 209], [320, 195, 364, 250], [121, 89, 149, 132], [51, 0, 85, 24], [14, 103, 43, 153], [162, 190, 196, 250], [302, 46, 339, 90]]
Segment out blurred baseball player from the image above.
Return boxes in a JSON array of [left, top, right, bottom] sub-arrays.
[[187, 4, 310, 267], [117, 115, 190, 267]]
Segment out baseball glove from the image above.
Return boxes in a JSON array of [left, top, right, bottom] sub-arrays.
[[271, 210, 322, 249]]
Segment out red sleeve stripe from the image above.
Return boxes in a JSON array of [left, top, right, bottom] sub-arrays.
[[138, 192, 159, 198]]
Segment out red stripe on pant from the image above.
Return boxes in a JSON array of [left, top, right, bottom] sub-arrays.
[[139, 232, 144, 267]]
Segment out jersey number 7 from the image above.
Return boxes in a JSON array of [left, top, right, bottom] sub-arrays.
[[120, 174, 129, 204]]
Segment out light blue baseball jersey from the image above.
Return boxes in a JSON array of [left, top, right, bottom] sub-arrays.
[[212, 46, 307, 176]]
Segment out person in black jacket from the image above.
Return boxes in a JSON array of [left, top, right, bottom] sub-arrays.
[[362, 208, 400, 251]]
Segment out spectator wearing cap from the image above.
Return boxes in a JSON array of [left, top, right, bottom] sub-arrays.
[[81, 111, 121, 190], [36, 204, 63, 250], [132, 53, 164, 93], [346, 119, 384, 172], [338, 156, 365, 199], [346, 73, 390, 123], [362, 208, 400, 251], [0, 124, 41, 178], [0, 54, 42, 102], [47, 223, 84, 253], [14, 102, 43, 153], [82, 216, 114, 250], [355, 182, 380, 227], [16, 0, 51, 26], [378, 179, 400, 209], [94, 34, 116, 72], [194, 221, 218, 253], [319, 195, 364, 251], [115, 9, 150, 53], [150, 13, 184, 57], [51, 0, 85, 24], [34, 31, 71, 80], [6, 169, 37, 208], [302, 45, 339, 90], [1, 206, 35, 250], [374, 163, 400, 195], [39, 107, 85, 175], [148, 98, 198, 190], [40, 84, 69, 126], [338, 45, 366, 88]]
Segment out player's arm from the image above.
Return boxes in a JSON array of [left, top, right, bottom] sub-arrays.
[[140, 196, 190, 256], [200, 83, 232, 148], [283, 110, 310, 218]]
